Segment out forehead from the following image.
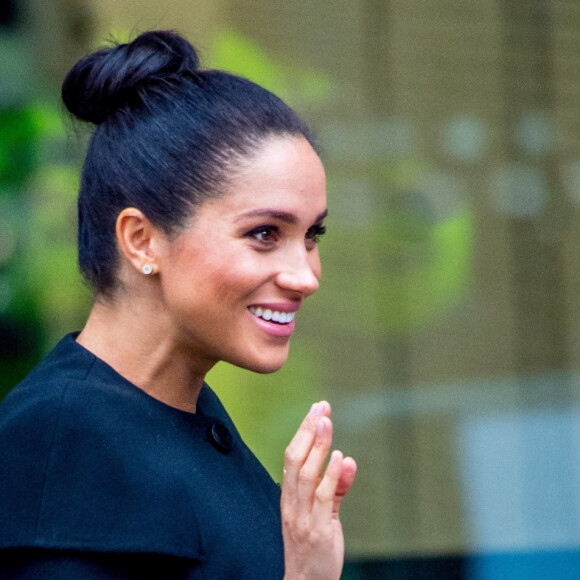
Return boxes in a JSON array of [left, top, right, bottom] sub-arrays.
[[209, 137, 327, 217]]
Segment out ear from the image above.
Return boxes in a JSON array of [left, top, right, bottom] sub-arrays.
[[115, 207, 161, 275]]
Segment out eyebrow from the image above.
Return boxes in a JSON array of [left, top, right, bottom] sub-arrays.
[[235, 208, 328, 224]]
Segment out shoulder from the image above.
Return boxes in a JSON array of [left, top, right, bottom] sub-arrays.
[[0, 334, 95, 494], [0, 334, 134, 468], [0, 335, 280, 564], [0, 335, 204, 558], [0, 333, 102, 436]]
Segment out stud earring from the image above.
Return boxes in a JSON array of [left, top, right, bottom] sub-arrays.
[[142, 264, 153, 275]]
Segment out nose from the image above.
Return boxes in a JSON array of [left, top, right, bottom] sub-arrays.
[[275, 245, 320, 297]]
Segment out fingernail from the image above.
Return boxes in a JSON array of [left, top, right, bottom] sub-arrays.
[[330, 450, 340, 464], [309, 402, 322, 416], [317, 420, 325, 435]]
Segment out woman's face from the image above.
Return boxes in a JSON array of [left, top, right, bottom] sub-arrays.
[[156, 137, 327, 374]]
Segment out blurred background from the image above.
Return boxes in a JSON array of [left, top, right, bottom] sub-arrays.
[[2, 0, 580, 578]]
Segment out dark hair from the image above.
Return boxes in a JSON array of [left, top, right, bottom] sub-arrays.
[[61, 30, 317, 296]]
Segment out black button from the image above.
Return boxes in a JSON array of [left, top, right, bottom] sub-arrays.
[[208, 422, 233, 454]]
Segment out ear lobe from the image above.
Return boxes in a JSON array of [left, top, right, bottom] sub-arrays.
[[115, 207, 159, 273]]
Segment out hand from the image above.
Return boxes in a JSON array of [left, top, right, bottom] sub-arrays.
[[281, 401, 357, 580]]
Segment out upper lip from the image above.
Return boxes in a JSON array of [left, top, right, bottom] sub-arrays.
[[248, 302, 301, 313]]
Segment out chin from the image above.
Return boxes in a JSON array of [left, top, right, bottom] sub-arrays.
[[251, 361, 286, 374], [233, 348, 290, 375], [241, 357, 287, 375]]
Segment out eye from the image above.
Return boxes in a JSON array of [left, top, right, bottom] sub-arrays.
[[245, 225, 279, 245], [305, 224, 327, 245]]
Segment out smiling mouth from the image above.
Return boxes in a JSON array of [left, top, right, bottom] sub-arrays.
[[248, 306, 296, 325]]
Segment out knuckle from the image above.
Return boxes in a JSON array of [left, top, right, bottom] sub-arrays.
[[284, 449, 301, 467], [287, 521, 313, 543], [300, 415, 319, 432], [281, 510, 294, 527], [315, 486, 332, 504], [298, 469, 318, 485]]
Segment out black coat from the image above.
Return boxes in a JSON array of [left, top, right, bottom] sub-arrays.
[[0, 334, 284, 579]]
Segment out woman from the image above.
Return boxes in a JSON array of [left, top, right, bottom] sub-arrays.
[[0, 30, 357, 579]]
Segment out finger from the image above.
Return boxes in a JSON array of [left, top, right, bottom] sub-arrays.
[[285, 401, 330, 459], [283, 401, 330, 490], [319, 400, 331, 419], [311, 449, 344, 521], [296, 416, 333, 508], [332, 456, 357, 518]]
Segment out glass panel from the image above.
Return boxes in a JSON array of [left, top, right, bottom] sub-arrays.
[[3, 0, 580, 577]]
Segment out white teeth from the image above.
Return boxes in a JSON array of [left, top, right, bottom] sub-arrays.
[[249, 306, 295, 324]]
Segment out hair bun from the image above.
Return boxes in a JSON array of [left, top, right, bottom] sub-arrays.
[[62, 30, 199, 124]]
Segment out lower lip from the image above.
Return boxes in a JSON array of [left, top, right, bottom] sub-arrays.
[[250, 313, 296, 337]]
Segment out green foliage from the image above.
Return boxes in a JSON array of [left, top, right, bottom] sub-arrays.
[[0, 100, 89, 397], [0, 107, 37, 191]]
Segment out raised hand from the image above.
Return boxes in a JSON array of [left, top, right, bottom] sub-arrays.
[[281, 401, 357, 580]]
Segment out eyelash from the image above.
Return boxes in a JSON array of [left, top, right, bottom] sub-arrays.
[[306, 224, 327, 243], [245, 224, 327, 246]]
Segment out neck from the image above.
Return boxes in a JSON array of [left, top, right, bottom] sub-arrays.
[[76, 292, 212, 414]]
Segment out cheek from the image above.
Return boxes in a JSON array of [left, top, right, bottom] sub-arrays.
[[159, 251, 211, 309], [206, 257, 267, 304]]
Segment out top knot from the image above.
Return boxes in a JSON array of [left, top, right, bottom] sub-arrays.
[[61, 30, 200, 125]]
